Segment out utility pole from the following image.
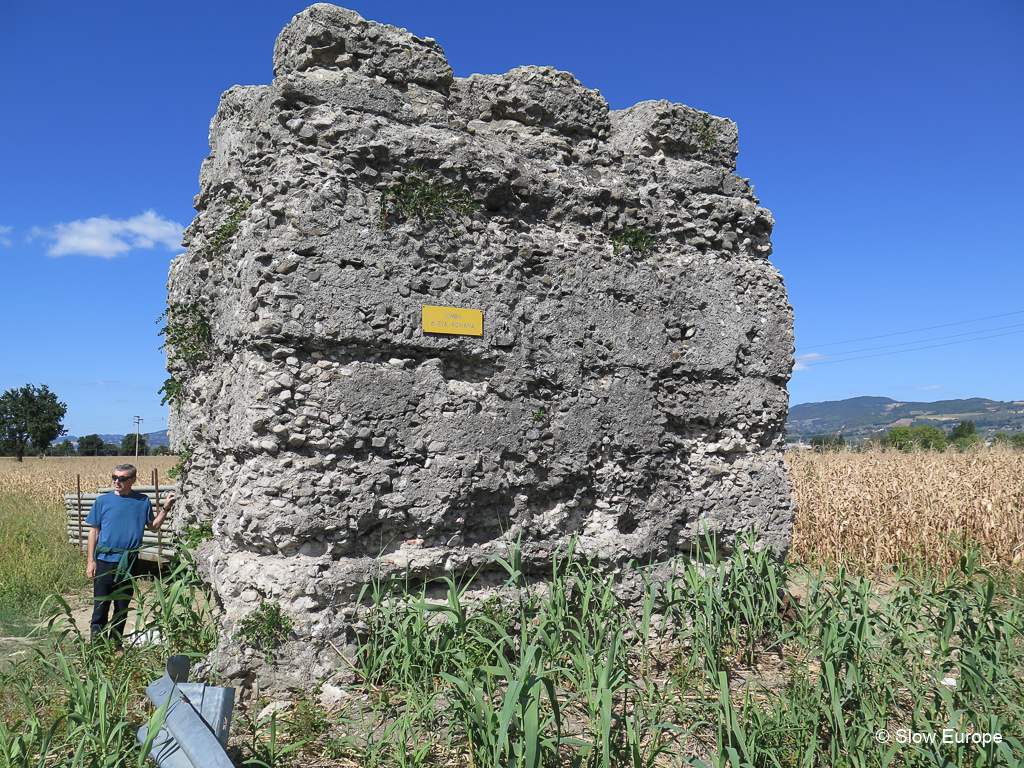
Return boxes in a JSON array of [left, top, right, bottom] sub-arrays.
[[134, 415, 143, 463]]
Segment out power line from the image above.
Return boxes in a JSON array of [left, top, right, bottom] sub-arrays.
[[796, 309, 1024, 352], [799, 328, 1024, 367], [800, 322, 1024, 359]]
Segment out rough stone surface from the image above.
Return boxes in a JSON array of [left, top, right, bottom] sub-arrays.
[[167, 3, 795, 689]]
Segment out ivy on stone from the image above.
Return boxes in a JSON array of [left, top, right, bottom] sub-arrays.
[[157, 303, 212, 408]]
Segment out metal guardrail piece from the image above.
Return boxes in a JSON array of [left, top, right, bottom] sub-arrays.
[[166, 654, 190, 683], [137, 656, 235, 768]]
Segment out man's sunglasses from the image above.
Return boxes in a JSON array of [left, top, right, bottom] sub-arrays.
[[111, 475, 135, 483]]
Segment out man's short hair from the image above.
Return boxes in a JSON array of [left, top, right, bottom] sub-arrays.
[[113, 463, 137, 478]]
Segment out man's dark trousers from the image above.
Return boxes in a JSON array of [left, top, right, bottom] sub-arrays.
[[90, 560, 134, 648]]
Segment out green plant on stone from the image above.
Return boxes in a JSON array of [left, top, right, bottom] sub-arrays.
[[692, 114, 720, 152], [179, 520, 214, 549], [235, 601, 294, 665], [158, 302, 212, 369], [378, 167, 479, 230], [531, 408, 546, 423], [158, 376, 186, 410], [206, 199, 251, 257], [611, 225, 657, 256], [157, 302, 212, 408], [167, 441, 193, 481]]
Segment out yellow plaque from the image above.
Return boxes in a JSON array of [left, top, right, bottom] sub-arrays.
[[422, 305, 483, 336]]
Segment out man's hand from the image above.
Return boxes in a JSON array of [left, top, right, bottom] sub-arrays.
[[149, 492, 175, 531], [86, 527, 99, 578]]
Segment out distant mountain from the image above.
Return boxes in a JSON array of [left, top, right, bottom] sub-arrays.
[[58, 430, 170, 448], [147, 430, 170, 447], [787, 397, 1024, 440]]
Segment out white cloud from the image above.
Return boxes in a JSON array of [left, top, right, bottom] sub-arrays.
[[793, 353, 825, 371], [36, 210, 184, 258], [915, 385, 941, 391], [0, 225, 11, 246]]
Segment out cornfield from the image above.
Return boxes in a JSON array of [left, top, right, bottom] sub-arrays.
[[786, 445, 1024, 574], [0, 456, 178, 505], [3, 450, 1021, 576]]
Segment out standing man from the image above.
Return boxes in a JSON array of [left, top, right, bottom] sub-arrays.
[[86, 463, 175, 648]]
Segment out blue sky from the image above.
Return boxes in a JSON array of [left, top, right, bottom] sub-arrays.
[[1, 1, 1022, 438]]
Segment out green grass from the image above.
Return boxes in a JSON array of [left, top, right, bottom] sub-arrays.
[[1, 527, 1022, 767], [235, 600, 294, 665], [0, 552, 219, 767], [0, 610, 33, 639], [0, 492, 87, 631], [332, 535, 1024, 767]]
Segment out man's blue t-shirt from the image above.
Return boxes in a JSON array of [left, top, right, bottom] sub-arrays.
[[85, 491, 153, 561]]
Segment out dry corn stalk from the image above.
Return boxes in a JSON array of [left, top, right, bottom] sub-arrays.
[[0, 456, 179, 504], [786, 445, 1024, 574]]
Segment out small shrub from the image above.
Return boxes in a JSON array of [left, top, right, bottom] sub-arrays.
[[611, 225, 656, 255], [693, 113, 720, 152], [236, 601, 294, 664]]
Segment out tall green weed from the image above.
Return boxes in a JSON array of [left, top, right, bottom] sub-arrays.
[[0, 492, 86, 624], [0, 553, 217, 767]]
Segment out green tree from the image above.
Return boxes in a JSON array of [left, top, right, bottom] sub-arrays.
[[910, 425, 948, 451], [884, 424, 951, 451], [77, 434, 105, 456], [0, 384, 68, 461], [120, 433, 150, 456], [949, 420, 977, 442], [1012, 434, 1024, 451], [952, 434, 983, 451], [884, 426, 914, 451], [101, 443, 120, 456], [51, 439, 76, 456], [152, 444, 171, 456]]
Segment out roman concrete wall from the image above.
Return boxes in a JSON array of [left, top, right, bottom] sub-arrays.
[[167, 3, 795, 687]]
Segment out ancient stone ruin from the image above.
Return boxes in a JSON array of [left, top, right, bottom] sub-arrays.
[[166, 3, 795, 687]]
